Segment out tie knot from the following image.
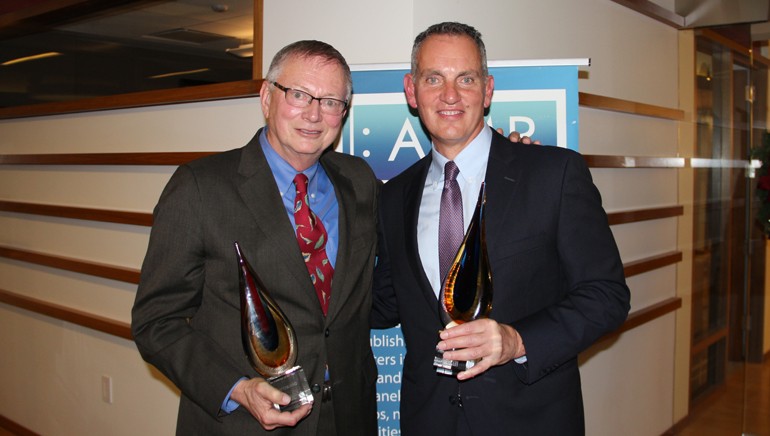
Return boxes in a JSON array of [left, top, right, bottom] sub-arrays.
[[445, 161, 459, 182], [293, 173, 309, 195]]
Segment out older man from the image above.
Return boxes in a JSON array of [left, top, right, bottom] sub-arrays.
[[132, 40, 378, 435]]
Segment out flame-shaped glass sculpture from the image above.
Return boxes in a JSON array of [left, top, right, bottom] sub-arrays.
[[434, 183, 493, 376], [236, 241, 313, 410]]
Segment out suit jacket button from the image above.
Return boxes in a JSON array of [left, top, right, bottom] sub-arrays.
[[449, 394, 462, 406], [311, 383, 322, 393], [325, 328, 330, 337]]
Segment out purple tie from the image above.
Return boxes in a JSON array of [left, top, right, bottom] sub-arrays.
[[439, 161, 463, 282]]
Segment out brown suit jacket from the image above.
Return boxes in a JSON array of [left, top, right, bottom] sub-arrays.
[[132, 129, 378, 435]]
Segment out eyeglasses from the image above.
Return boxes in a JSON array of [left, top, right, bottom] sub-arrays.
[[272, 82, 348, 115]]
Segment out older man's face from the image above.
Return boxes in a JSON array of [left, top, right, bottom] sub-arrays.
[[260, 55, 348, 171]]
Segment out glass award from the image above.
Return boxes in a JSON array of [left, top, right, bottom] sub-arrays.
[[235, 242, 314, 411], [434, 183, 494, 376]]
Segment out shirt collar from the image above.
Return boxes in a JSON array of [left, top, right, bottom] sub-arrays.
[[259, 128, 321, 198], [429, 125, 492, 184]]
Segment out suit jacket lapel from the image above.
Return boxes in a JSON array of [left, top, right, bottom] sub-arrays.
[[484, 132, 520, 246], [235, 132, 321, 310], [404, 156, 441, 318], [320, 154, 357, 324]]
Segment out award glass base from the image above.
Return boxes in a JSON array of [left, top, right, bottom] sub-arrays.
[[433, 349, 476, 376], [268, 366, 314, 411]]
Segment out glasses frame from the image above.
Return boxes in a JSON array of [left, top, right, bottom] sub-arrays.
[[272, 81, 348, 115]]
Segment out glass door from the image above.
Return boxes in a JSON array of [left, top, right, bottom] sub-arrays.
[[742, 41, 769, 436], [691, 28, 768, 435]]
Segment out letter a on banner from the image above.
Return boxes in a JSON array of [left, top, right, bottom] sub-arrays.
[[389, 119, 426, 161]]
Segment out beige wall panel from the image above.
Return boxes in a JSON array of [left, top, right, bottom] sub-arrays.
[[626, 265, 678, 310], [0, 306, 178, 436], [591, 168, 679, 211], [0, 261, 135, 322], [612, 219, 678, 262], [580, 314, 676, 436], [262, 0, 414, 69], [0, 214, 149, 268], [0, 98, 263, 153], [0, 167, 174, 211], [579, 109, 681, 156]]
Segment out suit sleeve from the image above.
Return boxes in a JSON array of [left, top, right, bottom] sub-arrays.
[[131, 165, 245, 419], [511, 151, 630, 384], [370, 187, 401, 330]]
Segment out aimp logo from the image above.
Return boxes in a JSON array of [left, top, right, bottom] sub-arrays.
[[337, 89, 568, 181]]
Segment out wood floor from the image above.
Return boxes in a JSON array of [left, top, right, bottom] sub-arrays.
[[672, 358, 770, 436]]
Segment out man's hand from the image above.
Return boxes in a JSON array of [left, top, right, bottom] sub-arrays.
[[497, 128, 541, 145], [436, 318, 526, 380], [230, 378, 312, 430]]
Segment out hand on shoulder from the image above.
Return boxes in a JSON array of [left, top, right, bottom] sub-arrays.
[[497, 128, 541, 145]]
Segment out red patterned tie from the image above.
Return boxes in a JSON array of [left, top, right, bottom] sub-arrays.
[[293, 173, 334, 315]]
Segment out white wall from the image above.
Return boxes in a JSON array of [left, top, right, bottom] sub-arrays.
[[0, 0, 683, 434]]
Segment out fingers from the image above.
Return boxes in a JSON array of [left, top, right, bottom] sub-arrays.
[[504, 130, 541, 145], [264, 403, 313, 429], [232, 378, 313, 430], [437, 319, 498, 361], [513, 134, 535, 144], [438, 318, 495, 344], [253, 378, 291, 406], [436, 320, 521, 380]]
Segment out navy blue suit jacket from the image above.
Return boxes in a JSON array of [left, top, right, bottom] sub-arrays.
[[372, 129, 630, 435]]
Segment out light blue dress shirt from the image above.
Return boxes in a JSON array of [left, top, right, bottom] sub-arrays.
[[259, 128, 339, 268]]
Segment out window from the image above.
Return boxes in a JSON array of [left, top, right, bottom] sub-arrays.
[[0, 0, 261, 117]]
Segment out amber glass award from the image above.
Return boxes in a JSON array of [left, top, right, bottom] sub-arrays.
[[235, 242, 313, 411], [434, 183, 493, 376]]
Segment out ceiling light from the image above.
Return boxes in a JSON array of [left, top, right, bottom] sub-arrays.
[[226, 43, 253, 58], [2, 52, 62, 66], [147, 28, 234, 45], [150, 68, 210, 79]]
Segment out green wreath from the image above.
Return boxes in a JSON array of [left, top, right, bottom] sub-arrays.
[[753, 132, 770, 236]]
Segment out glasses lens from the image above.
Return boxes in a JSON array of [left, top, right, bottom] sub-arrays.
[[276, 83, 346, 115], [319, 99, 346, 115], [285, 89, 311, 107]]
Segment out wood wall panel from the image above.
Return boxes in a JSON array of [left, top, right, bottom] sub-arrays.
[[0, 245, 140, 284], [0, 288, 132, 339]]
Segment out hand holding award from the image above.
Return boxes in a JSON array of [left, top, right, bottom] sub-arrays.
[[235, 242, 314, 411], [434, 183, 493, 376]]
